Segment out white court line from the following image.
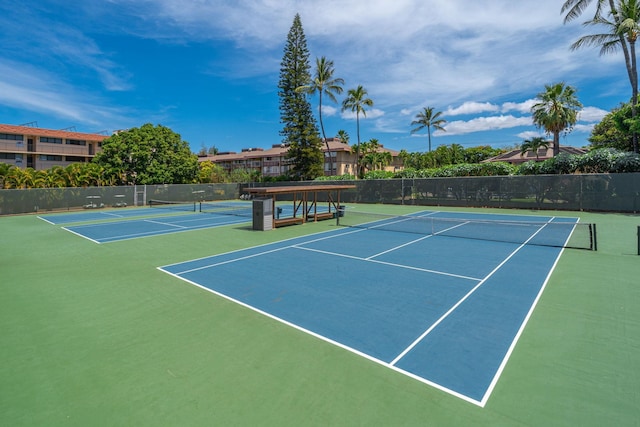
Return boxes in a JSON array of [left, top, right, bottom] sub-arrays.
[[100, 211, 126, 218], [37, 216, 56, 225], [61, 227, 102, 244], [143, 219, 188, 229], [389, 219, 553, 368], [175, 245, 293, 274], [365, 220, 470, 260], [159, 226, 364, 269], [293, 245, 482, 282], [97, 217, 248, 243]]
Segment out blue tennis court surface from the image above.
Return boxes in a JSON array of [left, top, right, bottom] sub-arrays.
[[46, 202, 329, 243], [39, 207, 158, 224], [159, 211, 580, 406], [63, 212, 249, 243]]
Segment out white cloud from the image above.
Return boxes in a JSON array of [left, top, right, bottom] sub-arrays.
[[573, 123, 596, 133], [321, 105, 338, 117], [501, 100, 537, 114], [446, 102, 499, 116], [579, 106, 609, 122], [445, 115, 533, 136], [517, 131, 545, 140], [340, 108, 385, 121]]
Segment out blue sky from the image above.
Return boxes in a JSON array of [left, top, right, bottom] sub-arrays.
[[0, 0, 632, 154]]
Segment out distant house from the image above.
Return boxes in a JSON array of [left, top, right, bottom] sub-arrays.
[[483, 142, 587, 165], [198, 138, 404, 177], [0, 123, 107, 170]]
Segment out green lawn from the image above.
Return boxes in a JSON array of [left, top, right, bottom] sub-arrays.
[[1, 206, 638, 426]]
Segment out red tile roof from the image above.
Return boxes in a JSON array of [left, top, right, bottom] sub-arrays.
[[483, 142, 587, 164], [0, 124, 108, 142]]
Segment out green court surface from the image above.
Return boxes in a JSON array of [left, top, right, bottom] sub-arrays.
[[1, 205, 638, 426]]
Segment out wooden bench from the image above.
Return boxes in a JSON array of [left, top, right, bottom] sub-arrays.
[[307, 211, 335, 221], [274, 217, 304, 228]]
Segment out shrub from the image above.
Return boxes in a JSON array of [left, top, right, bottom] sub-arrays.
[[576, 148, 618, 173], [363, 170, 394, 179], [611, 151, 640, 173], [517, 161, 541, 175]]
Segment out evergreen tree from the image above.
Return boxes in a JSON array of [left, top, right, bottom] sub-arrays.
[[278, 14, 323, 180]]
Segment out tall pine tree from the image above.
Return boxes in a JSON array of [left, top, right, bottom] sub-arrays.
[[278, 14, 323, 180]]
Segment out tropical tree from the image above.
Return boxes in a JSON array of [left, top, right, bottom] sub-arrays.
[[365, 141, 392, 172], [41, 166, 66, 188], [531, 82, 583, 156], [278, 14, 323, 180], [297, 56, 344, 175], [336, 129, 350, 144], [590, 108, 634, 149], [198, 161, 228, 183], [410, 107, 447, 152], [0, 163, 11, 188], [341, 85, 374, 179], [520, 136, 550, 160], [4, 166, 33, 189], [93, 123, 198, 185], [564, 0, 640, 152]]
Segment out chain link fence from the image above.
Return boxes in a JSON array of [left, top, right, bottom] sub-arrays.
[[2, 174, 639, 215]]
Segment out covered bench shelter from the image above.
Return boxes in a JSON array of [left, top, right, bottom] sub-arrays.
[[246, 184, 355, 228]]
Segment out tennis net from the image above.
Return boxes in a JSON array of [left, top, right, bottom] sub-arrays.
[[199, 201, 253, 218], [148, 199, 197, 212], [337, 210, 597, 250]]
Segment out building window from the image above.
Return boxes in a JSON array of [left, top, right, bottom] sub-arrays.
[[39, 155, 63, 161], [65, 156, 86, 162], [40, 137, 63, 144], [0, 133, 24, 141], [66, 139, 86, 146], [0, 153, 16, 159]]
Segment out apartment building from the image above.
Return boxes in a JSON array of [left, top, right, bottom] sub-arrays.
[[199, 138, 404, 177], [0, 124, 107, 170]]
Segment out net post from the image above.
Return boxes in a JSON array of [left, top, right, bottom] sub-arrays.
[[637, 225, 639, 256], [336, 205, 345, 226], [592, 223, 597, 251]]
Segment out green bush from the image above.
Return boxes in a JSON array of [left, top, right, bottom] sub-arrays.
[[363, 170, 394, 179], [517, 161, 541, 175], [611, 151, 640, 173], [314, 174, 355, 181], [576, 148, 618, 173]]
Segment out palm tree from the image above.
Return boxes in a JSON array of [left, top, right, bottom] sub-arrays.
[[564, 0, 639, 152], [410, 107, 447, 152], [297, 56, 344, 175], [6, 166, 33, 189], [520, 137, 550, 160], [335, 129, 350, 175], [336, 129, 350, 144], [531, 83, 583, 156], [342, 85, 374, 179], [0, 163, 11, 189]]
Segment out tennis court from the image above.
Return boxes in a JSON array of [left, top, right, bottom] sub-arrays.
[[3, 202, 638, 426], [39, 202, 253, 243], [42, 201, 332, 243], [160, 210, 589, 406]]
